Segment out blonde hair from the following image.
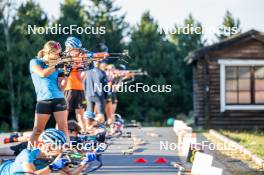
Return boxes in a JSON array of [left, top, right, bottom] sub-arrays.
[[37, 41, 61, 58]]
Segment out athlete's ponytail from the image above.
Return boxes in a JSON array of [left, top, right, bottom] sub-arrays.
[[37, 49, 45, 58], [37, 41, 61, 58]]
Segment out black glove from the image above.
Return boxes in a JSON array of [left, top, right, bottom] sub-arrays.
[[64, 65, 73, 77], [55, 61, 64, 69], [96, 132, 106, 143], [77, 67, 85, 71], [77, 63, 87, 71]]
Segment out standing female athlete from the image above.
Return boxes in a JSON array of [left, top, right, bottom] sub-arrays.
[[29, 41, 69, 145]]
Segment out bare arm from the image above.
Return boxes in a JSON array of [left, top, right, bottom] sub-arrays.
[[77, 71, 88, 82], [108, 81, 112, 90], [121, 72, 135, 80], [58, 76, 68, 91]]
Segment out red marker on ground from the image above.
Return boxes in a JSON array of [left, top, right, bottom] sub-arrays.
[[155, 157, 168, 163], [134, 158, 147, 163]]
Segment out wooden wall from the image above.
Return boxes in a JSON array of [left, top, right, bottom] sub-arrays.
[[193, 38, 264, 129], [193, 58, 207, 126]]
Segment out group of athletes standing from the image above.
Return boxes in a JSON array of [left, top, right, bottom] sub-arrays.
[[30, 36, 133, 143]]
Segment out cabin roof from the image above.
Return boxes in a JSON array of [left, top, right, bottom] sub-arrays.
[[185, 29, 264, 64]]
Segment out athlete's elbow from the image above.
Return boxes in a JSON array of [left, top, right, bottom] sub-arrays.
[[39, 72, 50, 77], [38, 73, 46, 77]]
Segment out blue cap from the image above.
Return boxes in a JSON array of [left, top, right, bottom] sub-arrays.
[[65, 36, 82, 48]]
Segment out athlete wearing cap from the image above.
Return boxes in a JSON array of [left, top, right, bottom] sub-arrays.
[[85, 60, 108, 125], [0, 128, 96, 175], [64, 36, 88, 132]]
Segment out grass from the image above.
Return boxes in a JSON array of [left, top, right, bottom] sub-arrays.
[[220, 130, 264, 160]]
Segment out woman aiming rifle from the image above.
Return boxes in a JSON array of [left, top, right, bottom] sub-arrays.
[[29, 41, 69, 145]]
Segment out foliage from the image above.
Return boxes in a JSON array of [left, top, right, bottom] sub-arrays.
[[216, 10, 242, 40], [221, 130, 264, 159], [0, 1, 241, 129]]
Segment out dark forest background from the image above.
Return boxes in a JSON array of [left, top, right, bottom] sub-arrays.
[[0, 0, 241, 131]]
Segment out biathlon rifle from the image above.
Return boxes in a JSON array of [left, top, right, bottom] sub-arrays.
[[127, 69, 148, 76], [114, 69, 148, 77], [62, 145, 105, 173], [48, 49, 130, 69]]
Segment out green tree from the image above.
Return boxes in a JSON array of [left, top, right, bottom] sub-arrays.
[[216, 10, 241, 40], [0, 0, 47, 130], [0, 1, 10, 130], [50, 0, 85, 45], [55, 0, 127, 52], [169, 14, 204, 114], [0, 0, 21, 130], [120, 12, 180, 124], [84, 0, 128, 52]]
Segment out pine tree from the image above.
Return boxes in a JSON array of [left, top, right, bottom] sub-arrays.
[[121, 12, 180, 124], [50, 0, 85, 45], [0, 0, 47, 130], [84, 0, 128, 52], [216, 10, 241, 40], [167, 14, 205, 118]]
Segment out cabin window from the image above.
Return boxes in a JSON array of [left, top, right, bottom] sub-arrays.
[[254, 66, 264, 104], [225, 66, 264, 105]]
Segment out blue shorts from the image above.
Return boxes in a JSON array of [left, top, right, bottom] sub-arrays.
[[86, 96, 105, 115]]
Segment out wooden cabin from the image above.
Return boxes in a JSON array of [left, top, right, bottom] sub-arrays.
[[186, 30, 264, 129]]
